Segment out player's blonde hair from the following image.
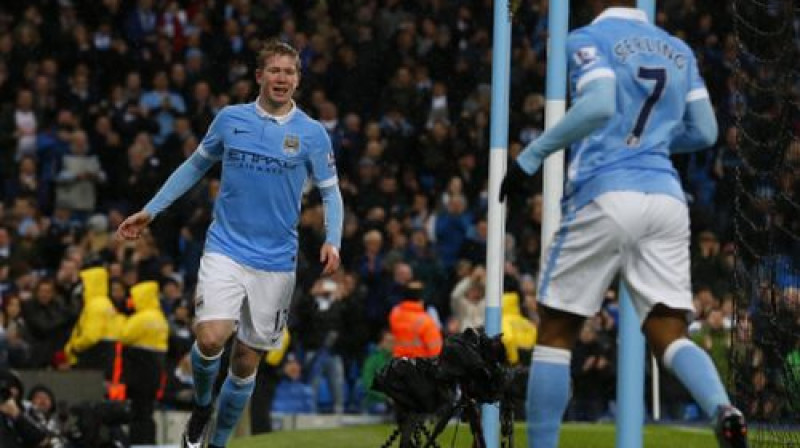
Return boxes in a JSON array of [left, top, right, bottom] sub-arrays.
[[258, 40, 301, 72]]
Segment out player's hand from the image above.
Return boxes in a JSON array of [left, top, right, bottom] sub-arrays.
[[116, 210, 153, 240], [320, 243, 340, 275], [499, 161, 529, 202]]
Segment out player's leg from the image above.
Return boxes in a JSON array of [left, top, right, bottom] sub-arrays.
[[183, 253, 245, 448], [206, 269, 296, 447], [627, 194, 747, 448], [643, 308, 747, 448], [527, 199, 622, 448], [527, 305, 584, 448], [208, 339, 262, 448]]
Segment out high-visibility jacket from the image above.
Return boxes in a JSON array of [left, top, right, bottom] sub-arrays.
[[389, 300, 442, 358], [501, 292, 537, 365], [64, 267, 122, 373]]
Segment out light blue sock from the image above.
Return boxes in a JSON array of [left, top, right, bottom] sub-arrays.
[[210, 372, 256, 446], [663, 338, 730, 419], [526, 346, 571, 448], [190, 342, 223, 407]]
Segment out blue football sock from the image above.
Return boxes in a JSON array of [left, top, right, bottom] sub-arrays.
[[210, 372, 256, 447], [190, 342, 223, 407], [526, 346, 571, 448], [663, 338, 730, 419]]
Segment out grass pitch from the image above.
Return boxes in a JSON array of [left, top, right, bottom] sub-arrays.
[[228, 423, 716, 448]]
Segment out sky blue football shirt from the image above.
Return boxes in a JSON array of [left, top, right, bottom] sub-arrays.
[[563, 8, 709, 211], [197, 101, 337, 271]]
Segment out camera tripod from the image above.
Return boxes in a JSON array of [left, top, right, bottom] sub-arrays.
[[378, 392, 516, 448]]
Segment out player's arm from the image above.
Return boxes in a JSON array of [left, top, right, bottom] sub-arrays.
[[117, 110, 226, 240], [501, 32, 615, 201], [670, 97, 717, 153], [670, 55, 718, 153], [516, 77, 616, 174], [319, 185, 344, 250], [500, 78, 614, 201], [311, 126, 343, 275], [143, 149, 217, 217]]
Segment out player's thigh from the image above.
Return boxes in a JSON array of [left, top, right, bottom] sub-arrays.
[[239, 270, 296, 351], [538, 201, 623, 317], [194, 252, 247, 328], [623, 195, 693, 322]]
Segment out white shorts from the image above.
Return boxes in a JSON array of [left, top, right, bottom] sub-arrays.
[[538, 192, 693, 323], [194, 252, 295, 350]]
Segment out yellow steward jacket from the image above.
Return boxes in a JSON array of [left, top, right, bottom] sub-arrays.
[[64, 267, 120, 364], [501, 292, 537, 365], [119, 281, 168, 352]]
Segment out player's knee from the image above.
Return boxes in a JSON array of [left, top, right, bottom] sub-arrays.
[[194, 332, 227, 356]]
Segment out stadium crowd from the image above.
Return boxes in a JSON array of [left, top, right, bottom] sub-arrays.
[[0, 0, 797, 444]]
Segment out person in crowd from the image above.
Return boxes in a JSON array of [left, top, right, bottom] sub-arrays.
[[119, 280, 169, 445], [389, 281, 442, 359], [64, 267, 121, 379]]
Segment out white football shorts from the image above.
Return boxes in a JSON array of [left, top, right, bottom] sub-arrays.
[[194, 252, 295, 350], [538, 192, 693, 323]]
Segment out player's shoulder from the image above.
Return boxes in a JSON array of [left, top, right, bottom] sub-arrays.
[[218, 102, 255, 118], [292, 107, 328, 137]]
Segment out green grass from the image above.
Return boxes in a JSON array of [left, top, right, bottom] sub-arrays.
[[228, 423, 716, 448]]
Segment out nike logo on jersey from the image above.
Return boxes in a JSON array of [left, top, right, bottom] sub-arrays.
[[233, 128, 250, 134]]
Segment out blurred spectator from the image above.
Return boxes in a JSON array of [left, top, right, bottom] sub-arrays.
[[120, 280, 168, 445], [140, 70, 186, 146], [500, 278, 537, 367], [0, 370, 51, 448], [293, 278, 347, 414], [1, 294, 30, 368], [432, 193, 471, 271], [54, 130, 107, 220], [23, 385, 64, 448], [0, 89, 39, 173], [691, 308, 732, 386], [22, 278, 74, 368], [449, 265, 486, 332], [360, 329, 394, 414], [568, 321, 615, 422], [389, 281, 442, 359], [63, 267, 119, 378]]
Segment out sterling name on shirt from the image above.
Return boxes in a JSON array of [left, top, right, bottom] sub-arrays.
[[613, 36, 687, 69]]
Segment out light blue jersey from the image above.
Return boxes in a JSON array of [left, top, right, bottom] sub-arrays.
[[563, 8, 708, 210], [197, 101, 337, 271]]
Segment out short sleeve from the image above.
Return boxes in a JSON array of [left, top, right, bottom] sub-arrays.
[[197, 108, 227, 161], [567, 30, 616, 94], [685, 52, 709, 103], [308, 125, 338, 188]]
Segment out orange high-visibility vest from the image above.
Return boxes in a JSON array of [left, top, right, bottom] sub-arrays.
[[389, 301, 442, 358]]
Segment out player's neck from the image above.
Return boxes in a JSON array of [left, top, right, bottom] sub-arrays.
[[257, 96, 294, 119]]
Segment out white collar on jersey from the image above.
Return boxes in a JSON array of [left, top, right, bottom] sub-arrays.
[[254, 98, 297, 125], [592, 7, 649, 25]]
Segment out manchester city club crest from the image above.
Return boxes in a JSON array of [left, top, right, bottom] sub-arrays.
[[282, 134, 300, 155]]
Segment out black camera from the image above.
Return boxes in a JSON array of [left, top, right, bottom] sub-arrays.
[[373, 328, 519, 413], [61, 400, 132, 448]]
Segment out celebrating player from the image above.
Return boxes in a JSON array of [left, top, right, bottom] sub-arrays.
[[499, 2, 747, 447], [117, 40, 343, 448]]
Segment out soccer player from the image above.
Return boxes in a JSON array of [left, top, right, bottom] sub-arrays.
[[117, 40, 343, 448], [499, 2, 748, 448]]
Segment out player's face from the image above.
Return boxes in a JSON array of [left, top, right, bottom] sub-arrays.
[[256, 54, 299, 109]]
